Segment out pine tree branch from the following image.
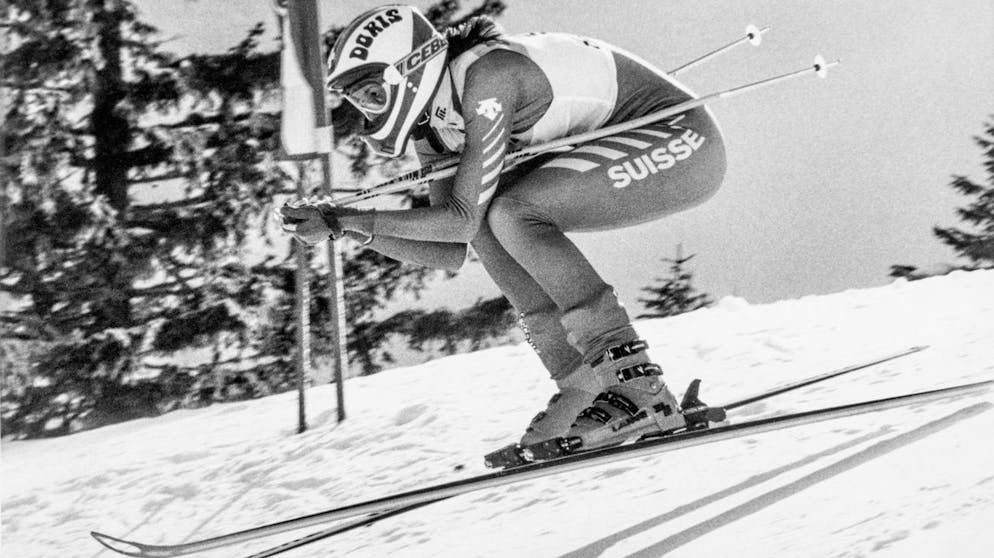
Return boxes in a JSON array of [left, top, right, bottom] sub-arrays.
[[129, 283, 200, 298], [0, 79, 77, 93], [120, 143, 175, 168], [158, 257, 204, 297], [142, 354, 274, 372], [128, 171, 196, 185], [144, 110, 279, 131], [0, 282, 101, 297], [129, 195, 211, 211]]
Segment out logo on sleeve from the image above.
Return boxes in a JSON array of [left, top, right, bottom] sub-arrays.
[[475, 98, 503, 121]]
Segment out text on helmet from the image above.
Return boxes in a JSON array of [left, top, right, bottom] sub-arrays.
[[349, 8, 404, 61], [392, 36, 447, 80]]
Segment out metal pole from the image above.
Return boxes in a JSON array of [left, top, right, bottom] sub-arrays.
[[668, 24, 769, 75], [294, 162, 310, 434], [320, 155, 347, 422], [316, 0, 347, 423], [333, 57, 840, 206]]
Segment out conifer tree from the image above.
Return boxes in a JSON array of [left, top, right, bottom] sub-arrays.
[[891, 117, 994, 279], [638, 245, 712, 319], [1, 1, 283, 437], [0, 0, 515, 437], [271, 0, 513, 377], [932, 118, 994, 266]]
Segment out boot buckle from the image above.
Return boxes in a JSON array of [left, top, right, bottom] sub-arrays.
[[615, 363, 663, 383], [590, 339, 649, 367]]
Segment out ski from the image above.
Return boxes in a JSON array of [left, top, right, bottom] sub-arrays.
[[251, 346, 930, 558], [246, 383, 993, 558], [91, 357, 992, 558], [485, 345, 928, 468], [241, 502, 432, 558]]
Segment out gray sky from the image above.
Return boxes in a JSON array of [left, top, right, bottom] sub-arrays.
[[137, 0, 994, 311]]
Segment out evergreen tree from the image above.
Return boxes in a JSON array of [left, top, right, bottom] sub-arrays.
[[891, 116, 994, 280], [638, 245, 712, 319], [1, 1, 283, 437], [399, 296, 517, 357], [0, 0, 515, 438], [268, 1, 513, 377]]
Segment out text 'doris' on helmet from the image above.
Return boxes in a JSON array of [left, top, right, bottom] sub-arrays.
[[327, 5, 448, 157]]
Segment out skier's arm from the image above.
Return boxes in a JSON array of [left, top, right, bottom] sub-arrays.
[[345, 172, 468, 270], [343, 134, 468, 269], [339, 54, 517, 243], [345, 233, 467, 270]]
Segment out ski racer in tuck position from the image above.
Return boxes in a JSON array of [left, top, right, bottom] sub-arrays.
[[280, 5, 727, 455]]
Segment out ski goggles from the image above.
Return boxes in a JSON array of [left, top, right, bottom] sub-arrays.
[[331, 77, 391, 117]]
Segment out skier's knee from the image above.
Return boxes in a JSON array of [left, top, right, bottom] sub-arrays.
[[486, 196, 525, 242], [487, 196, 553, 244]]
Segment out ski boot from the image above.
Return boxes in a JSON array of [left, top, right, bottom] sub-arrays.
[[484, 365, 603, 468], [566, 339, 687, 449]]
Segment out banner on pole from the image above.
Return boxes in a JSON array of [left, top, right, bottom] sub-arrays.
[[277, 0, 332, 160]]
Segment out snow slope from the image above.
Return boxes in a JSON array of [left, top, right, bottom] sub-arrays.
[[3, 270, 994, 558]]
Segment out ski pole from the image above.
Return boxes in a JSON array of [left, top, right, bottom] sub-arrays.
[[508, 56, 838, 160], [328, 23, 770, 204], [332, 55, 839, 206], [669, 24, 769, 75], [326, 23, 768, 205], [336, 23, 770, 205]]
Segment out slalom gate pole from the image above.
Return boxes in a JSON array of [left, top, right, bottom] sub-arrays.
[[333, 56, 839, 207]]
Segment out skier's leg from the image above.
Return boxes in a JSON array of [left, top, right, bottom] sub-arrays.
[[468, 155, 621, 444], [486, 106, 726, 444], [439, 153, 584, 383], [471, 221, 603, 443], [471, 221, 582, 380]]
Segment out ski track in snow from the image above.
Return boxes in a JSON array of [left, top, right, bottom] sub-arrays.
[[2, 270, 994, 558]]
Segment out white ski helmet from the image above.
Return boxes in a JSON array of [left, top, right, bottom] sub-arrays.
[[327, 5, 448, 157]]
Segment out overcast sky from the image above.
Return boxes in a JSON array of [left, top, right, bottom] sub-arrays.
[[136, 0, 994, 311]]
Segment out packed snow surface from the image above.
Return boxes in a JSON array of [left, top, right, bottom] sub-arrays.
[[3, 270, 994, 558]]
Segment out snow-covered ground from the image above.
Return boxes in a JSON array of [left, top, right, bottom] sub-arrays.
[[3, 270, 994, 558]]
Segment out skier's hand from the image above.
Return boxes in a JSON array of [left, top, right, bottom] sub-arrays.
[[279, 198, 372, 246], [279, 198, 340, 245]]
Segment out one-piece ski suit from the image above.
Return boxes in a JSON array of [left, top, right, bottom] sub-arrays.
[[351, 32, 727, 378]]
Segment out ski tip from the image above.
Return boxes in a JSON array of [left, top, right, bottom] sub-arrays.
[[90, 531, 145, 557]]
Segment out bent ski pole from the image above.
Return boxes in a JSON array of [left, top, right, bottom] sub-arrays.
[[334, 56, 840, 206], [330, 24, 768, 206], [511, 56, 839, 159], [669, 24, 769, 75]]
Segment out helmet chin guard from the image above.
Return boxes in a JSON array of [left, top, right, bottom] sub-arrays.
[[327, 5, 448, 157]]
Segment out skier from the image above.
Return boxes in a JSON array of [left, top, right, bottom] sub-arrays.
[[280, 4, 727, 452]]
